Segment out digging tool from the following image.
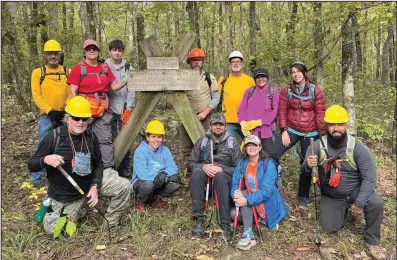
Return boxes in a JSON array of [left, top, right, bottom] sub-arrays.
[[57, 166, 111, 240], [310, 138, 321, 247], [243, 168, 264, 243]]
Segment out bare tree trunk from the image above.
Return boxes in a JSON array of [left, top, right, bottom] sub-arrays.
[[38, 3, 48, 47], [166, 10, 172, 52], [128, 2, 135, 65], [186, 1, 201, 48], [28, 2, 40, 68], [249, 2, 256, 57], [352, 15, 362, 75], [69, 2, 74, 30], [62, 2, 67, 30], [94, 3, 102, 43], [286, 2, 298, 60], [136, 11, 146, 70], [153, 13, 159, 40], [174, 3, 180, 37], [313, 2, 323, 88], [48, 2, 58, 32], [362, 10, 368, 75], [210, 2, 215, 72], [342, 12, 357, 135], [376, 23, 382, 80], [226, 2, 233, 52], [218, 3, 224, 72], [381, 17, 393, 85], [79, 2, 96, 40]]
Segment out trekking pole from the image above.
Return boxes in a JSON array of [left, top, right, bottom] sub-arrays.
[[210, 139, 221, 225], [204, 140, 213, 211], [57, 166, 111, 240], [310, 138, 321, 247], [232, 169, 244, 244], [244, 174, 264, 243]]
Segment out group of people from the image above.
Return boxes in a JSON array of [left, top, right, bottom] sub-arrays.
[[27, 39, 386, 259]]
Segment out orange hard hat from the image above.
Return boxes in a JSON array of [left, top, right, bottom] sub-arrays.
[[187, 48, 206, 64]]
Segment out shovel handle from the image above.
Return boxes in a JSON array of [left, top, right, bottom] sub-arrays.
[[57, 166, 85, 195]]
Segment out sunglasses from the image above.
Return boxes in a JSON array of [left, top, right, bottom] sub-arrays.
[[71, 116, 89, 122]]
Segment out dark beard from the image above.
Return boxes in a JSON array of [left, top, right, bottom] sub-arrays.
[[326, 131, 347, 148]]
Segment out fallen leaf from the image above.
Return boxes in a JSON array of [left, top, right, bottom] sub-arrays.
[[151, 255, 159, 260], [95, 245, 106, 250], [196, 255, 214, 260], [360, 251, 367, 257], [353, 253, 362, 258], [328, 248, 337, 254], [296, 247, 310, 252]]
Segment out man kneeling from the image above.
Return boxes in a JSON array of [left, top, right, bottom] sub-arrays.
[[28, 96, 131, 236]]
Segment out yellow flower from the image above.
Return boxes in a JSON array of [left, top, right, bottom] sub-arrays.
[[29, 193, 38, 200], [20, 182, 33, 190]]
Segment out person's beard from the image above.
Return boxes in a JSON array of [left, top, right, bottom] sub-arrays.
[[212, 131, 225, 138], [326, 130, 347, 148]]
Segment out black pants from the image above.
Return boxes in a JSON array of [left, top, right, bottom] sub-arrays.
[[190, 169, 232, 224], [320, 188, 383, 245], [267, 131, 318, 199], [110, 113, 130, 174], [133, 179, 181, 203]]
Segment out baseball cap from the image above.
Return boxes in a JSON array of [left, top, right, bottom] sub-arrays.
[[83, 40, 100, 50], [244, 135, 261, 146], [253, 68, 269, 79], [210, 113, 226, 124]]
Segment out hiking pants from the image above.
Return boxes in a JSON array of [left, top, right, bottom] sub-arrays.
[[320, 188, 383, 245], [133, 179, 181, 203], [110, 113, 130, 175], [267, 131, 318, 200], [91, 110, 114, 169], [43, 168, 131, 234], [226, 123, 244, 144], [31, 114, 63, 185], [181, 115, 212, 158], [230, 190, 254, 230], [190, 168, 233, 224]]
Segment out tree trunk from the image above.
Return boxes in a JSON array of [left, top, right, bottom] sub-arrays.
[[128, 2, 135, 65], [210, 2, 215, 72], [218, 3, 224, 72], [174, 3, 180, 37], [362, 10, 368, 74], [38, 3, 48, 47], [286, 2, 298, 60], [62, 2, 67, 30], [48, 2, 58, 32], [79, 2, 96, 40], [381, 17, 393, 85], [226, 2, 233, 52], [28, 2, 40, 68], [352, 15, 362, 75], [249, 2, 256, 58], [94, 3, 102, 43], [313, 2, 323, 88], [376, 23, 382, 80], [136, 11, 146, 70], [153, 13, 159, 41], [341, 12, 357, 135], [186, 1, 200, 48], [166, 10, 172, 53], [69, 2, 74, 30]]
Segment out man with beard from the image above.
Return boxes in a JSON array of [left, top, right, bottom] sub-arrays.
[[181, 48, 220, 159], [30, 40, 71, 186], [28, 96, 131, 236], [188, 113, 240, 241], [301, 105, 386, 260]]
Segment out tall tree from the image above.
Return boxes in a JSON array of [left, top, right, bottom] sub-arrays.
[[186, 1, 200, 48], [48, 2, 58, 32], [136, 11, 145, 70], [286, 2, 298, 60], [218, 3, 224, 72], [313, 2, 323, 88], [79, 2, 96, 40], [381, 9, 394, 85], [375, 22, 382, 80], [226, 2, 233, 52], [249, 2, 256, 58], [352, 15, 363, 75], [341, 12, 357, 135]]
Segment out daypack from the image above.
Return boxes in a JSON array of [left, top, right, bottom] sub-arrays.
[[39, 66, 69, 86], [204, 71, 212, 88], [247, 85, 275, 110], [287, 83, 315, 105], [79, 61, 109, 82], [52, 127, 94, 154], [318, 134, 357, 170], [200, 135, 234, 161]]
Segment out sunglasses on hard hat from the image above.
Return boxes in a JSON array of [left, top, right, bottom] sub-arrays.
[[71, 116, 89, 122]]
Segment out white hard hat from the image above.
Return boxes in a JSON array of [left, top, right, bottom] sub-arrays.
[[229, 51, 243, 61]]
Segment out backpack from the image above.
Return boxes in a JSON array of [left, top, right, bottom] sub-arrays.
[[124, 63, 131, 72], [79, 61, 109, 82], [52, 127, 94, 154], [247, 85, 275, 110], [200, 135, 234, 161], [39, 66, 69, 86], [204, 71, 212, 88], [287, 83, 316, 105], [318, 135, 357, 170]]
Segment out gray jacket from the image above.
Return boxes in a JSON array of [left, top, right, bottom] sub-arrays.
[[301, 137, 377, 209], [188, 130, 241, 176], [105, 58, 136, 115]]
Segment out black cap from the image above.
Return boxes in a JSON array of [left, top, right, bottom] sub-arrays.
[[253, 68, 269, 79]]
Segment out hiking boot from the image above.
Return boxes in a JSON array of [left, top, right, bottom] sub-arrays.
[[236, 228, 256, 251], [365, 243, 386, 260], [191, 217, 205, 237], [135, 201, 145, 212], [298, 197, 309, 209], [153, 198, 167, 208], [221, 223, 233, 243]]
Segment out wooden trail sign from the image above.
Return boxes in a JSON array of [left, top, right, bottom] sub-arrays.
[[114, 33, 206, 168]]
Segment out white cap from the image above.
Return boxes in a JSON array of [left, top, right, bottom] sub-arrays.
[[229, 51, 243, 61]]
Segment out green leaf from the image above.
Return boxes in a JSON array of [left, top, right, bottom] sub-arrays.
[[65, 220, 77, 237], [53, 216, 67, 239]]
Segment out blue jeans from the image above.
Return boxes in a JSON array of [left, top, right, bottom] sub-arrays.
[[31, 114, 63, 185], [110, 113, 130, 175], [226, 123, 244, 143]]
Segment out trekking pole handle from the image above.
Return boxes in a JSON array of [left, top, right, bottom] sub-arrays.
[[210, 139, 214, 164], [310, 138, 317, 184], [57, 166, 85, 195]]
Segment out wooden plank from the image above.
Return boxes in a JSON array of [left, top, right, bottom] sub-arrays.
[[128, 69, 200, 91], [147, 57, 179, 70], [172, 32, 197, 63], [114, 92, 162, 168], [139, 36, 163, 57], [168, 92, 205, 143]]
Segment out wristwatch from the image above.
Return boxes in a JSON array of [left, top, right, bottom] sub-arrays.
[[91, 184, 99, 189]]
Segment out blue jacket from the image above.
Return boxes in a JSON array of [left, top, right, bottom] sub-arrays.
[[132, 141, 178, 183], [230, 158, 288, 229]]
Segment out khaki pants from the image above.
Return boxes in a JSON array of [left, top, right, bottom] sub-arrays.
[[44, 168, 131, 235]]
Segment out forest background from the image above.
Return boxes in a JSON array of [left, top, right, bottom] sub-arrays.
[[1, 1, 396, 260]]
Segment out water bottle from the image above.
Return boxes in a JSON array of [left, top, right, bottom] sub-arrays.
[[34, 197, 52, 223], [277, 165, 283, 192]]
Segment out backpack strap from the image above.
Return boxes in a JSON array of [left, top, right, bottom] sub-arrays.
[[63, 66, 69, 78], [200, 136, 209, 151], [204, 71, 212, 88], [318, 135, 329, 165], [309, 83, 316, 103], [227, 136, 234, 149], [218, 76, 228, 112], [40, 66, 46, 86], [346, 135, 357, 170], [247, 86, 256, 100], [52, 127, 61, 152], [268, 86, 274, 110], [79, 63, 87, 82], [124, 63, 130, 72]]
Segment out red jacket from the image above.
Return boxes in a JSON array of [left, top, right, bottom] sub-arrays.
[[278, 82, 326, 135]]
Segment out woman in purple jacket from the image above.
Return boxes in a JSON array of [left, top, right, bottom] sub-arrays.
[[237, 68, 280, 153]]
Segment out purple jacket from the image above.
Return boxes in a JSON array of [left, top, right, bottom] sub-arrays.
[[237, 85, 280, 138]]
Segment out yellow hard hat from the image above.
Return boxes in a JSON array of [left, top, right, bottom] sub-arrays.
[[324, 105, 349, 123], [43, 40, 61, 52], [145, 120, 165, 135], [65, 96, 92, 118]]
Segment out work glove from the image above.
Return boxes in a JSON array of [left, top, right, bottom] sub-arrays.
[[48, 110, 66, 120], [246, 120, 262, 131], [153, 171, 168, 189], [168, 174, 182, 184], [328, 160, 342, 187], [121, 109, 132, 128], [240, 121, 251, 137]]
